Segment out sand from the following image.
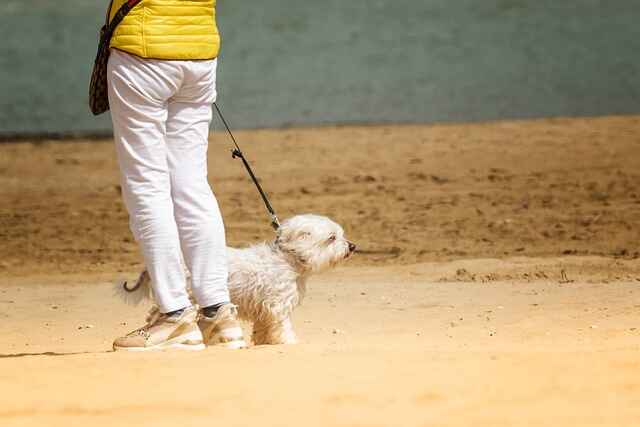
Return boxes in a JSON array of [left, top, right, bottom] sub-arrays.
[[1, 116, 640, 426]]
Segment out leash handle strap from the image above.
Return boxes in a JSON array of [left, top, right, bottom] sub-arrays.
[[213, 103, 280, 231]]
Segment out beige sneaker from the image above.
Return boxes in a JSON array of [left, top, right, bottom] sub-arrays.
[[113, 306, 205, 352], [198, 304, 247, 349]]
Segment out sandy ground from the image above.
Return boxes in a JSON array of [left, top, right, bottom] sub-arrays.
[[2, 259, 640, 426], [1, 116, 640, 426]]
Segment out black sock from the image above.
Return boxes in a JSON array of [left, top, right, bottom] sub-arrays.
[[202, 303, 226, 318], [166, 308, 185, 317]]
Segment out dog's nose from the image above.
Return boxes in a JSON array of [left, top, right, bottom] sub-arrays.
[[348, 242, 356, 252]]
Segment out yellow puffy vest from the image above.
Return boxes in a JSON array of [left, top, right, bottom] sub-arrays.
[[107, 0, 220, 60]]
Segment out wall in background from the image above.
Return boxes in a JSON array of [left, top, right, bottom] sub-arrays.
[[1, 0, 639, 136]]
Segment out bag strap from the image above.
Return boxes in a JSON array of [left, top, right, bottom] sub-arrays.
[[105, 0, 114, 26], [103, 0, 143, 37]]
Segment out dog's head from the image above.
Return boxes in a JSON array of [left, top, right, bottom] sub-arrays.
[[275, 214, 356, 273]]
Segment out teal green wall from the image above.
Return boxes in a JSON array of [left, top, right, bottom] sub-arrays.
[[1, 1, 639, 135]]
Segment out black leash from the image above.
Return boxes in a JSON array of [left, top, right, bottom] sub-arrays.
[[213, 102, 280, 231]]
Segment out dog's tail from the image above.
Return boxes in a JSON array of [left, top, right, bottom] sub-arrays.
[[113, 269, 153, 306]]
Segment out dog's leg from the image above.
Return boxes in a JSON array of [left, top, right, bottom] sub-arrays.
[[252, 317, 297, 345], [251, 321, 269, 345], [275, 318, 298, 344]]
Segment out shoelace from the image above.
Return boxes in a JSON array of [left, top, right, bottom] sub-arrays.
[[127, 309, 165, 338]]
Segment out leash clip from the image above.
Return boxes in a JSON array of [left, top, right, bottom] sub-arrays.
[[270, 214, 280, 231]]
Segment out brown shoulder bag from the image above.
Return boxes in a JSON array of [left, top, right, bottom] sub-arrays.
[[89, 0, 142, 116]]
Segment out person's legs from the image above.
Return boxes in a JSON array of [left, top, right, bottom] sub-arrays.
[[165, 59, 245, 348], [108, 49, 191, 314], [165, 58, 231, 309]]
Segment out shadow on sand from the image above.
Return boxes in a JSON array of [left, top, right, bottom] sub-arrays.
[[0, 351, 113, 359]]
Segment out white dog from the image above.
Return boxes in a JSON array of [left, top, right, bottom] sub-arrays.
[[120, 214, 356, 345]]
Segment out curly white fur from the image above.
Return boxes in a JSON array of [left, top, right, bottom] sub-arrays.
[[118, 214, 355, 345]]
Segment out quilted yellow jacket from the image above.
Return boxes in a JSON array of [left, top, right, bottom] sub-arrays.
[[107, 0, 220, 60]]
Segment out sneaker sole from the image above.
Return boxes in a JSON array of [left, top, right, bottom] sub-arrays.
[[114, 342, 206, 352], [113, 329, 206, 352]]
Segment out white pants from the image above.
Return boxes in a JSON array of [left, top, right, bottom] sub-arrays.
[[107, 49, 229, 313]]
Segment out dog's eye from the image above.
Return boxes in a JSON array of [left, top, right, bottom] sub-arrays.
[[327, 235, 336, 243]]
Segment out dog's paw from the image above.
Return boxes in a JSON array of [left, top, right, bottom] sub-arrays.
[[253, 328, 298, 345], [278, 336, 298, 345]]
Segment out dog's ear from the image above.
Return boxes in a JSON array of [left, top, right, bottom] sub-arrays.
[[277, 226, 310, 244], [285, 230, 311, 244]]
